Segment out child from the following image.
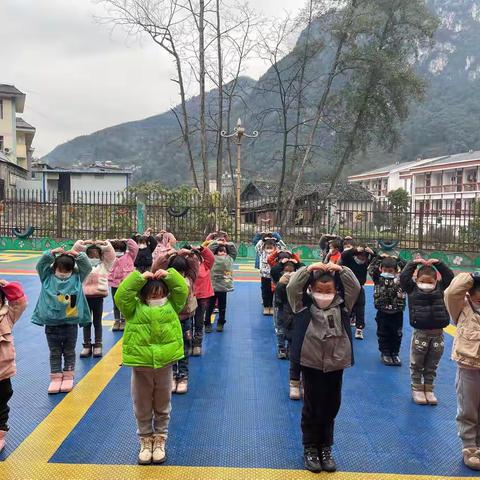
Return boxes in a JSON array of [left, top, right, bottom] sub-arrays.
[[319, 234, 342, 263], [192, 245, 215, 356], [0, 280, 27, 452], [287, 262, 360, 473], [368, 255, 406, 366], [444, 271, 480, 471], [325, 240, 342, 265], [114, 267, 188, 465], [152, 248, 199, 394], [204, 241, 236, 333], [133, 229, 158, 274], [152, 230, 177, 261], [340, 244, 375, 340], [73, 239, 115, 358], [32, 247, 92, 394], [400, 257, 454, 405], [109, 239, 139, 331]]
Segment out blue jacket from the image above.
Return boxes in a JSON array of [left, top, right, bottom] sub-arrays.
[[32, 251, 92, 327]]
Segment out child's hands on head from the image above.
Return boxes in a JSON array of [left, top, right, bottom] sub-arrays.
[[154, 269, 168, 279], [307, 262, 328, 272], [0, 279, 7, 288], [51, 247, 66, 255], [142, 271, 155, 280], [326, 262, 342, 273]]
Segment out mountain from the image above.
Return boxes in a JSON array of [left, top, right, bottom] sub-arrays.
[[43, 0, 480, 186]]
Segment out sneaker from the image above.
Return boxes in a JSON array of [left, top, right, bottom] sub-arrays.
[[205, 324, 213, 334], [263, 307, 269, 316], [381, 354, 394, 366], [391, 355, 402, 367], [48, 373, 63, 394], [92, 344, 103, 358], [60, 371, 75, 393], [350, 317, 356, 326], [277, 348, 287, 360], [213, 307, 219, 314], [176, 378, 188, 394], [0, 430, 6, 452], [152, 435, 167, 464], [304, 445, 322, 473], [412, 387, 428, 405], [463, 448, 480, 471], [119, 321, 125, 331], [355, 329, 364, 340], [138, 436, 153, 465], [289, 380, 301, 401], [171, 377, 177, 394], [268, 307, 274, 316], [425, 388, 438, 405], [112, 320, 121, 331], [216, 323, 224, 333], [192, 346, 202, 356], [80, 345, 92, 358], [320, 446, 337, 472]]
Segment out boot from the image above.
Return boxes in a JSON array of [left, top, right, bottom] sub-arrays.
[[304, 445, 322, 473], [119, 321, 125, 331], [60, 371, 75, 393], [80, 344, 92, 358], [391, 355, 402, 367], [381, 354, 393, 366], [92, 343, 103, 358], [176, 378, 188, 394], [463, 448, 480, 471], [48, 373, 63, 394], [424, 385, 438, 405], [0, 430, 6, 452], [267, 307, 274, 316], [355, 329, 364, 340], [112, 320, 121, 331], [205, 324, 213, 334], [216, 323, 224, 332], [289, 380, 301, 401], [152, 434, 167, 464], [138, 436, 153, 465], [263, 307, 269, 316], [320, 446, 337, 473], [411, 385, 428, 405], [192, 346, 202, 356]]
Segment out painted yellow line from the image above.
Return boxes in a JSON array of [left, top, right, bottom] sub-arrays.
[[445, 324, 457, 337]]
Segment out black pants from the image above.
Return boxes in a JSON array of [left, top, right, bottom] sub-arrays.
[[111, 287, 123, 322], [301, 367, 343, 447], [193, 297, 210, 347], [352, 287, 366, 330], [206, 292, 227, 326], [0, 378, 13, 431], [83, 296, 104, 346], [45, 324, 78, 373], [261, 277, 273, 308], [376, 310, 403, 355]]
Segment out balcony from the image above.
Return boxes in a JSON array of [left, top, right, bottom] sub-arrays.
[[415, 183, 480, 194]]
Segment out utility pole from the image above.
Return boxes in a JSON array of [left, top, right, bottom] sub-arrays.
[[221, 119, 258, 242]]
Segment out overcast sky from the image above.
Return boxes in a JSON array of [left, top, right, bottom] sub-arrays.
[[1, 0, 303, 157]]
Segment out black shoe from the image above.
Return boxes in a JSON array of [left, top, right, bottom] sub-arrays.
[[381, 354, 394, 366], [216, 323, 224, 332], [391, 355, 402, 366], [304, 445, 322, 473], [205, 324, 213, 333], [320, 446, 337, 473]]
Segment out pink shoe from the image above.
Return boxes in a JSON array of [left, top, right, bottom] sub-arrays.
[[0, 430, 6, 452], [60, 371, 75, 393], [48, 373, 63, 394]]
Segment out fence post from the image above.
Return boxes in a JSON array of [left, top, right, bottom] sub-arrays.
[[56, 191, 63, 239], [136, 193, 146, 234], [418, 201, 424, 251]]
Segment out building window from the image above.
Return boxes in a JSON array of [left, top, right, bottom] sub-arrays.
[[0, 100, 3, 119], [0, 135, 3, 150]]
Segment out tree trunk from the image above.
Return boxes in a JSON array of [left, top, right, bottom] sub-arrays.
[[215, 0, 224, 195], [199, 0, 209, 193]]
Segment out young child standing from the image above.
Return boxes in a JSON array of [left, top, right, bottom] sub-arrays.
[[0, 280, 27, 452], [114, 267, 188, 465], [287, 262, 360, 473], [32, 247, 92, 394], [73, 239, 115, 358], [109, 239, 139, 331], [152, 230, 177, 261], [133, 229, 158, 274], [368, 255, 406, 366], [400, 258, 454, 405], [204, 241, 236, 333], [444, 271, 480, 471]]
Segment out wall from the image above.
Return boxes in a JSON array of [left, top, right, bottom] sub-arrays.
[[0, 98, 14, 152], [70, 173, 128, 198]]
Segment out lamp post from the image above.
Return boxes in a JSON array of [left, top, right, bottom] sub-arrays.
[[221, 118, 258, 242]]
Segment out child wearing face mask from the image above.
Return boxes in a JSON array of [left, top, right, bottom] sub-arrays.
[[400, 257, 454, 405], [340, 244, 375, 340], [109, 239, 139, 331], [204, 242, 236, 334], [319, 234, 342, 263], [287, 262, 360, 473], [444, 271, 480, 471], [152, 230, 177, 261], [32, 247, 92, 394], [0, 279, 27, 453], [368, 255, 406, 366], [133, 229, 158, 274], [114, 267, 188, 465], [72, 239, 116, 358]]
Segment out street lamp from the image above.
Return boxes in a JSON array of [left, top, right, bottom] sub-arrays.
[[221, 118, 258, 242]]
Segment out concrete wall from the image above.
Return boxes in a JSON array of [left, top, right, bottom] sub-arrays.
[[0, 98, 15, 152]]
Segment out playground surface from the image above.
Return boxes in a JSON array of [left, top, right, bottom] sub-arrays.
[[0, 251, 477, 480]]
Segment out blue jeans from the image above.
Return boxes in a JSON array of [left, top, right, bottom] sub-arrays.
[[173, 317, 192, 380], [45, 324, 78, 373]]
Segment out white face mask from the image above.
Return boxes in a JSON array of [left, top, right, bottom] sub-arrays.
[[55, 272, 72, 280], [312, 293, 335, 309], [148, 297, 168, 307], [115, 252, 124, 258], [139, 244, 148, 250], [417, 282, 435, 292], [89, 258, 101, 267], [470, 300, 480, 313]]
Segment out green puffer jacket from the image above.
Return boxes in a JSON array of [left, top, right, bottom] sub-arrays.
[[211, 255, 234, 292], [115, 268, 188, 368]]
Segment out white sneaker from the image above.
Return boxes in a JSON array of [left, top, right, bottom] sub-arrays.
[[192, 346, 202, 356], [92, 344, 102, 358], [79, 345, 92, 358], [152, 435, 167, 464], [355, 329, 364, 340], [176, 378, 188, 394], [138, 436, 153, 465], [289, 380, 301, 401], [425, 390, 438, 405], [463, 448, 480, 471]]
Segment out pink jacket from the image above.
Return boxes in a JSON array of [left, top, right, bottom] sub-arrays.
[[108, 239, 139, 288], [0, 282, 27, 381], [194, 247, 215, 300], [73, 241, 116, 297], [152, 232, 177, 261]]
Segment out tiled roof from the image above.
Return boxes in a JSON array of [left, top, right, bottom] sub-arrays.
[[415, 150, 480, 168], [0, 84, 25, 96], [16, 118, 35, 131]]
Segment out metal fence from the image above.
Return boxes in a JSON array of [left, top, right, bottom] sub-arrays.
[[1, 189, 479, 253]]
